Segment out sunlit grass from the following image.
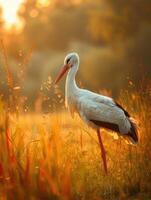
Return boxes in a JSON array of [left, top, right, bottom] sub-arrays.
[[0, 39, 150, 199], [0, 88, 150, 200]]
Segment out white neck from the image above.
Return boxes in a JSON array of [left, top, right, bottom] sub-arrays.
[[66, 64, 79, 93], [65, 64, 79, 105]]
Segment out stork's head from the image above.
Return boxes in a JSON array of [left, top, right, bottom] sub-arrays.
[[64, 52, 79, 66], [54, 52, 79, 84]]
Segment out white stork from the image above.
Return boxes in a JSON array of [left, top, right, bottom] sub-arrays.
[[54, 52, 138, 174]]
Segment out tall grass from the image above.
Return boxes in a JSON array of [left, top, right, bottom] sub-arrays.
[[0, 41, 150, 199], [0, 88, 150, 199]]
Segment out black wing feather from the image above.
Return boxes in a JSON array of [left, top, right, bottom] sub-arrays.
[[90, 119, 120, 133], [115, 102, 130, 117]]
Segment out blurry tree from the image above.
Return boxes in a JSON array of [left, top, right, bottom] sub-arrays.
[[88, 0, 151, 43], [106, 0, 151, 39], [88, 0, 151, 88], [18, 0, 91, 51], [18, 0, 44, 50], [0, 0, 150, 110]]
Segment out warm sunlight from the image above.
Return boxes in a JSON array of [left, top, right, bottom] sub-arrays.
[[0, 0, 150, 199], [0, 0, 50, 28], [0, 0, 23, 27]]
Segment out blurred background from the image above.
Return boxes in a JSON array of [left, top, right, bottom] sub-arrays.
[[0, 0, 151, 111]]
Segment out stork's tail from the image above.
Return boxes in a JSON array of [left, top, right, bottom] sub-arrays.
[[127, 118, 138, 144]]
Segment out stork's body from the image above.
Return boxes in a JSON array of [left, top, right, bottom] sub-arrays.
[[55, 52, 138, 173]]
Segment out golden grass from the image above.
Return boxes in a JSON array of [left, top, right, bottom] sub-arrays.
[[0, 40, 151, 199], [0, 89, 150, 200]]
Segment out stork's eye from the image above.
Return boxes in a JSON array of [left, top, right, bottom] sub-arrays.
[[66, 57, 71, 64]]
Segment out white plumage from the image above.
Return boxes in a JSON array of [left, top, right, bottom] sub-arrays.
[[55, 52, 138, 173], [77, 91, 131, 133]]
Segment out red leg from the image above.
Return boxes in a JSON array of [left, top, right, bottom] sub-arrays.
[[97, 129, 108, 174]]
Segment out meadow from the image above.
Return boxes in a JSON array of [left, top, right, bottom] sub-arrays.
[[0, 0, 150, 199], [0, 88, 150, 200]]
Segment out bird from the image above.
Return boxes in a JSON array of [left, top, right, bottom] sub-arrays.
[[54, 52, 138, 174]]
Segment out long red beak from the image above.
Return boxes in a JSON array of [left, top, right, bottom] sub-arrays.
[[54, 64, 70, 84]]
